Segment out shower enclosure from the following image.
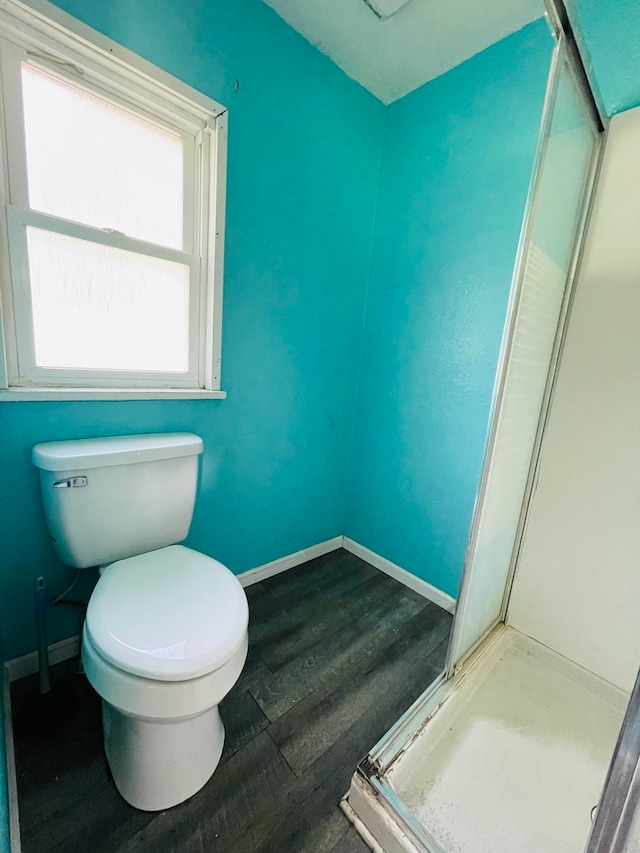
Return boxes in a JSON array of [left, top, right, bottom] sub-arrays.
[[345, 2, 640, 851]]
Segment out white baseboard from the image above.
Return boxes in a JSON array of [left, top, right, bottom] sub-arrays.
[[342, 537, 456, 613], [237, 536, 343, 587], [5, 534, 453, 681], [4, 537, 344, 680], [5, 635, 80, 683], [3, 666, 21, 851]]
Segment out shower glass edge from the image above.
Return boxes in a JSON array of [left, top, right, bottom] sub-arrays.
[[445, 35, 602, 675], [443, 37, 562, 677], [353, 24, 604, 849], [360, 32, 564, 779]]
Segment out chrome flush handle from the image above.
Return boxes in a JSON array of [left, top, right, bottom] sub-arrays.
[[53, 476, 88, 489]]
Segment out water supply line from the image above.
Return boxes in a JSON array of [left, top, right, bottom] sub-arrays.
[[34, 576, 50, 696]]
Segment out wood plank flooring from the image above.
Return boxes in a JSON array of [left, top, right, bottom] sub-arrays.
[[11, 548, 452, 853]]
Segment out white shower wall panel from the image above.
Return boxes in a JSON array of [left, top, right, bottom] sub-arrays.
[[507, 106, 640, 692]]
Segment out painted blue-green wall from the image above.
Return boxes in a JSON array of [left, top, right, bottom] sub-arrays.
[[0, 0, 385, 660], [569, 0, 640, 117], [345, 21, 553, 598], [0, 4, 561, 661]]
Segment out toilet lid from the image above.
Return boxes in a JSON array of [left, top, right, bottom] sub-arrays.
[[84, 545, 249, 681]]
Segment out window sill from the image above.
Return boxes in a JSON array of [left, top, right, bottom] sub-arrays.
[[0, 387, 227, 402]]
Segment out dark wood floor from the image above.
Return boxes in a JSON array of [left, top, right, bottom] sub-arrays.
[[11, 548, 451, 853]]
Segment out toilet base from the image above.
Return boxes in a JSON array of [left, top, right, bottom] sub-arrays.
[[103, 700, 225, 811]]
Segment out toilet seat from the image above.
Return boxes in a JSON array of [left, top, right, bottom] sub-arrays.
[[84, 545, 249, 682], [82, 625, 248, 720]]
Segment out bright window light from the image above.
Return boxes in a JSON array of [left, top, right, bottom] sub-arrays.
[[21, 63, 184, 250], [27, 227, 190, 372]]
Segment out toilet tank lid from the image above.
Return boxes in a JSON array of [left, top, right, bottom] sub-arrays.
[[32, 433, 203, 472]]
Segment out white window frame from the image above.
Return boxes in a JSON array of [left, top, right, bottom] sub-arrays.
[[0, 0, 228, 400]]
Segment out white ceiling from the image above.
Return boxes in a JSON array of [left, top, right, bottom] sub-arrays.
[[262, 0, 543, 104]]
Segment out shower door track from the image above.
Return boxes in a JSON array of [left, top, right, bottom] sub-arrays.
[[350, 624, 508, 853]]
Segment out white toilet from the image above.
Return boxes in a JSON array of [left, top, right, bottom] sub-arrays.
[[31, 432, 249, 811]]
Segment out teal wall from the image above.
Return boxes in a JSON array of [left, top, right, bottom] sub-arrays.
[[345, 21, 553, 597], [0, 0, 385, 660], [0, 4, 558, 661], [569, 0, 640, 117]]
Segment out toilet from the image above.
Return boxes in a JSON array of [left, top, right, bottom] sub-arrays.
[[31, 433, 249, 812]]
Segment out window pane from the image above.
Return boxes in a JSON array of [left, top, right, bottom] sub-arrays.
[[21, 64, 184, 250], [27, 228, 190, 373]]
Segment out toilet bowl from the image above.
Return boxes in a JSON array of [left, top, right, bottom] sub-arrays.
[[31, 433, 249, 811], [81, 545, 249, 811]]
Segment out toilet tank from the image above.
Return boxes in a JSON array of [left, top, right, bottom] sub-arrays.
[[32, 433, 204, 568]]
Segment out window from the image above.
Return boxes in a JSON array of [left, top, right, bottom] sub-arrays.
[[0, 0, 227, 399]]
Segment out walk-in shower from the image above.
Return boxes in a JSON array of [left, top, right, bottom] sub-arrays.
[[345, 2, 640, 851]]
